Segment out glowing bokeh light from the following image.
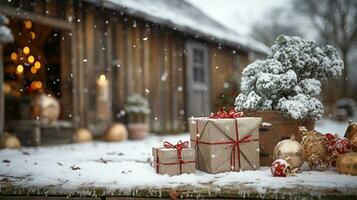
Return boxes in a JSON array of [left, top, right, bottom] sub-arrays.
[[30, 31, 36, 39], [11, 52, 17, 61], [30, 66, 37, 74], [99, 74, 106, 81], [16, 65, 24, 74], [23, 46, 30, 54], [25, 20, 32, 29], [28, 55, 35, 63], [35, 81, 43, 89], [34, 61, 41, 69]]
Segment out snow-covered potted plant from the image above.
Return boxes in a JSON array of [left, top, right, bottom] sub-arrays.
[[124, 94, 151, 140], [235, 35, 343, 165]]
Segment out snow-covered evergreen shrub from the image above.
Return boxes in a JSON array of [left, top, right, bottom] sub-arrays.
[[235, 35, 343, 120], [0, 14, 13, 44], [124, 94, 151, 115]]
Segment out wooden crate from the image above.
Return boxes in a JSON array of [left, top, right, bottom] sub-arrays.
[[5, 120, 74, 146], [245, 111, 315, 166]]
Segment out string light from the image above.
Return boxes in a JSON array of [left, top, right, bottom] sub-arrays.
[[28, 55, 35, 63], [23, 46, 30, 54], [30, 66, 37, 74], [24, 20, 32, 29], [34, 61, 41, 69], [35, 81, 43, 89], [30, 31, 35, 39], [11, 52, 17, 61], [16, 65, 24, 74]]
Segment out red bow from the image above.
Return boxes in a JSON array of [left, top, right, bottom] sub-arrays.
[[163, 140, 190, 174], [164, 140, 189, 160], [209, 109, 244, 119]]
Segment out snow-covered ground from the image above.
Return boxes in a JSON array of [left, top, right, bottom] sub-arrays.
[[315, 118, 350, 137], [0, 118, 356, 197]]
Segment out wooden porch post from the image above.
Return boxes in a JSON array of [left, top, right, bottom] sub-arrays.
[[0, 44, 4, 137]]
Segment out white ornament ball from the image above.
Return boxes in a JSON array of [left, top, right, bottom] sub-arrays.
[[31, 94, 60, 122], [103, 123, 128, 142], [73, 128, 93, 143]]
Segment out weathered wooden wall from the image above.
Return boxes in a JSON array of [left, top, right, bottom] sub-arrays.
[[209, 44, 247, 110], [72, 3, 188, 133], [0, 0, 252, 134]]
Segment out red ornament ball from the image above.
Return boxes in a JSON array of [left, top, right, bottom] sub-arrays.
[[325, 133, 335, 141], [271, 159, 291, 177], [328, 138, 352, 157]]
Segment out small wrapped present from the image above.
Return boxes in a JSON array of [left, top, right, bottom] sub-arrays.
[[189, 110, 262, 173], [152, 140, 195, 175]]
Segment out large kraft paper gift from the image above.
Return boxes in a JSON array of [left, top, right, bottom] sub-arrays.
[[189, 117, 262, 173], [152, 141, 195, 175]]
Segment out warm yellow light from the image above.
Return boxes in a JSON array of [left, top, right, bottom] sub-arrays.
[[34, 61, 41, 69], [23, 46, 30, 54], [24, 20, 32, 29], [11, 52, 17, 60], [16, 65, 24, 74], [28, 55, 35, 63], [35, 81, 43, 89], [99, 74, 106, 81], [30, 31, 36, 39], [30, 66, 37, 74]]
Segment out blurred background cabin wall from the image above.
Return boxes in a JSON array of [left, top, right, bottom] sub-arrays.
[[0, 0, 265, 134]]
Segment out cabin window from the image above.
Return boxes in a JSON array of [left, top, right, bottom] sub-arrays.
[[192, 48, 206, 84], [2, 18, 73, 124]]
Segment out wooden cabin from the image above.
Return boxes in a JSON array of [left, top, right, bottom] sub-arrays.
[[0, 0, 268, 139]]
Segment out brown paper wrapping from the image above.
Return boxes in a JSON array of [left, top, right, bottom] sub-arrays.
[[152, 147, 195, 175], [189, 117, 262, 173]]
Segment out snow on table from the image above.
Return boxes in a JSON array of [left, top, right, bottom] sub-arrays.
[[1, 132, 357, 199]]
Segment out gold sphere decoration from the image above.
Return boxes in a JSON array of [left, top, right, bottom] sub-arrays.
[[1, 133, 21, 149], [73, 128, 93, 143], [336, 152, 357, 175], [300, 127, 332, 170], [103, 123, 128, 142], [273, 135, 304, 169], [345, 121, 357, 151]]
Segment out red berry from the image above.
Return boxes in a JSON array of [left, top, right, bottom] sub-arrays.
[[325, 133, 335, 141]]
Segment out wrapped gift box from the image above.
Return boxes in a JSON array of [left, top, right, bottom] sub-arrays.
[[189, 117, 262, 173], [152, 141, 195, 175]]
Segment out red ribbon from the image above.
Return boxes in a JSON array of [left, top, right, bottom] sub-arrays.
[[192, 119, 258, 171], [209, 109, 244, 119], [155, 140, 194, 174]]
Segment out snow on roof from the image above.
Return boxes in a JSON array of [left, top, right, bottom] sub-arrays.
[[87, 0, 269, 54]]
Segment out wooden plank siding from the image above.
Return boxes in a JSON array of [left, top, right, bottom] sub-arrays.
[[0, 0, 252, 134], [209, 45, 241, 110]]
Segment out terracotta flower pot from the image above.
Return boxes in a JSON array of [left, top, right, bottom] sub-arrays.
[[245, 111, 315, 166], [127, 123, 149, 140]]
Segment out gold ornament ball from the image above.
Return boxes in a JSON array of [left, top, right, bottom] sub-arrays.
[[300, 127, 331, 170], [1, 133, 21, 149], [345, 122, 357, 150], [73, 128, 93, 143], [336, 152, 357, 175], [273, 136, 304, 169], [31, 94, 60, 123], [103, 123, 128, 142]]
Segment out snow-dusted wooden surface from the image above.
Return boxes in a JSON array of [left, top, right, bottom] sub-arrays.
[[1, 120, 357, 199]]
